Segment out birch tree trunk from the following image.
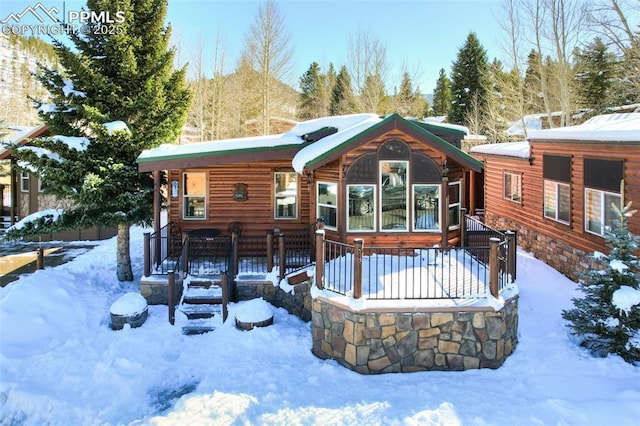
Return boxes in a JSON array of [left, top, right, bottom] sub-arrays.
[[117, 222, 133, 282]]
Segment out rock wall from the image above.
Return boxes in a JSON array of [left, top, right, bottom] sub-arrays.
[[311, 297, 518, 374], [236, 281, 312, 321], [486, 212, 600, 282]]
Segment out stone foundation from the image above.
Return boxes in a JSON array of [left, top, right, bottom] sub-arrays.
[[311, 297, 518, 374], [485, 212, 601, 282], [236, 280, 312, 321], [140, 275, 184, 305]]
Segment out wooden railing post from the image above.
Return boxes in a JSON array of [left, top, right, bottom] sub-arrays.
[[505, 231, 517, 282], [353, 238, 364, 299], [221, 272, 229, 322], [167, 270, 176, 325], [315, 229, 325, 289], [460, 208, 467, 247], [36, 247, 44, 270], [266, 230, 274, 272], [143, 232, 151, 277], [278, 233, 286, 282], [489, 237, 500, 298]]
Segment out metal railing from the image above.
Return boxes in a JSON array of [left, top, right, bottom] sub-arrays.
[[184, 235, 231, 277], [144, 222, 183, 276], [316, 233, 516, 301]]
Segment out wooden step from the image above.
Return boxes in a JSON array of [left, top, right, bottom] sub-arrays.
[[181, 318, 220, 335], [180, 303, 223, 320], [183, 286, 223, 305]]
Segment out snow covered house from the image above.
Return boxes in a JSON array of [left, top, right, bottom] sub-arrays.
[[0, 124, 116, 240], [470, 113, 640, 281]]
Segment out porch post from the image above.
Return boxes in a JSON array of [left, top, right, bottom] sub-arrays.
[[266, 230, 274, 272], [505, 231, 517, 282], [469, 171, 476, 216], [153, 170, 161, 267], [352, 238, 363, 299], [143, 232, 151, 277], [489, 238, 500, 298], [10, 158, 17, 225], [314, 229, 325, 290], [278, 233, 286, 282], [167, 270, 176, 325]]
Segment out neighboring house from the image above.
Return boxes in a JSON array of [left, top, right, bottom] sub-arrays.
[[0, 124, 115, 240], [470, 113, 640, 281], [137, 113, 484, 249]]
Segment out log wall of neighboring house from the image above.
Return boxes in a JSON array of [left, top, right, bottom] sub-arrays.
[[475, 140, 640, 281]]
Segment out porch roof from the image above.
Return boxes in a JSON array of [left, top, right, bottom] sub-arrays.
[[136, 113, 483, 173]]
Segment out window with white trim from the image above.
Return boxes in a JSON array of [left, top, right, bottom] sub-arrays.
[[585, 188, 622, 236], [503, 172, 521, 203], [413, 185, 439, 231], [347, 184, 375, 231], [543, 180, 570, 224], [20, 171, 29, 192], [183, 172, 206, 219], [380, 160, 408, 231], [317, 182, 337, 229], [274, 172, 298, 219], [448, 181, 461, 229]]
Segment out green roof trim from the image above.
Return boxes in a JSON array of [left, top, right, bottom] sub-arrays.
[[136, 141, 304, 164], [410, 120, 467, 136]]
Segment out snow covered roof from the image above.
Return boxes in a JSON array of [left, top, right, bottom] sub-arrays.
[[0, 124, 48, 160], [469, 141, 531, 159], [137, 114, 484, 173], [527, 113, 640, 142]]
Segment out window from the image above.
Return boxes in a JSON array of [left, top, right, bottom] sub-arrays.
[[275, 172, 298, 219], [448, 181, 461, 229], [413, 185, 439, 231], [585, 188, 622, 236], [347, 184, 375, 231], [317, 182, 337, 229], [380, 161, 408, 231], [544, 180, 570, 224], [183, 172, 206, 219], [503, 172, 521, 203], [20, 171, 29, 192]]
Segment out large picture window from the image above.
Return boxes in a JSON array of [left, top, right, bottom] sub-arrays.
[[413, 185, 439, 231], [275, 172, 298, 219], [503, 172, 521, 203], [585, 188, 622, 236], [347, 185, 375, 231], [544, 180, 570, 224], [317, 182, 337, 229], [380, 160, 408, 231], [183, 172, 206, 219]]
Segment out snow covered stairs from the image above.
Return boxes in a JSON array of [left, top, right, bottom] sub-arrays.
[[179, 279, 228, 335]]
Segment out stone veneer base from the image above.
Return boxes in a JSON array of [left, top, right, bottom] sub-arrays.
[[311, 296, 519, 374]]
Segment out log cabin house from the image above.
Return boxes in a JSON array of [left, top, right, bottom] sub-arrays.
[[137, 113, 484, 256], [470, 113, 640, 281]]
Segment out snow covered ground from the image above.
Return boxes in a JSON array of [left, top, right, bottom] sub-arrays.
[[1, 226, 639, 425]]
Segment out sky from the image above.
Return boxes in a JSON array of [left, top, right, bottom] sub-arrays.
[[1, 224, 640, 424], [0, 0, 507, 94]]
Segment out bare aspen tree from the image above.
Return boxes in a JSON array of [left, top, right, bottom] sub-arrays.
[[347, 27, 389, 113], [209, 32, 228, 140], [189, 32, 208, 141], [243, 0, 294, 135]]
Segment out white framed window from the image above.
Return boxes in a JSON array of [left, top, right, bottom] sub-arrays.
[[347, 184, 375, 232], [183, 172, 206, 219], [503, 172, 521, 203], [380, 160, 408, 231], [585, 188, 622, 236], [274, 172, 298, 219], [413, 184, 440, 232], [544, 180, 570, 224], [448, 181, 461, 230], [317, 182, 337, 230], [20, 171, 29, 192]]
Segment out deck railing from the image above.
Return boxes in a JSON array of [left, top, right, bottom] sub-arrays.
[[144, 222, 183, 276], [315, 231, 516, 301]]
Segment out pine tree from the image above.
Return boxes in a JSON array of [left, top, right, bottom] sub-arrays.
[[573, 37, 620, 117], [432, 68, 451, 117], [8, 0, 191, 281], [448, 32, 491, 127], [298, 62, 325, 120], [395, 71, 415, 116], [562, 203, 640, 364], [329, 65, 356, 115]]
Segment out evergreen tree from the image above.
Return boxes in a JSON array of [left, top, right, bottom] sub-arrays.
[[523, 50, 546, 114], [360, 72, 388, 113], [395, 71, 415, 116], [573, 37, 620, 117], [448, 32, 491, 126], [298, 62, 325, 120], [329, 65, 356, 115], [8, 0, 191, 281], [562, 203, 640, 364], [432, 68, 451, 117]]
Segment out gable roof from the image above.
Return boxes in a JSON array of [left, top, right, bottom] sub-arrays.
[[137, 113, 483, 173], [0, 124, 49, 160], [527, 113, 640, 142]]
